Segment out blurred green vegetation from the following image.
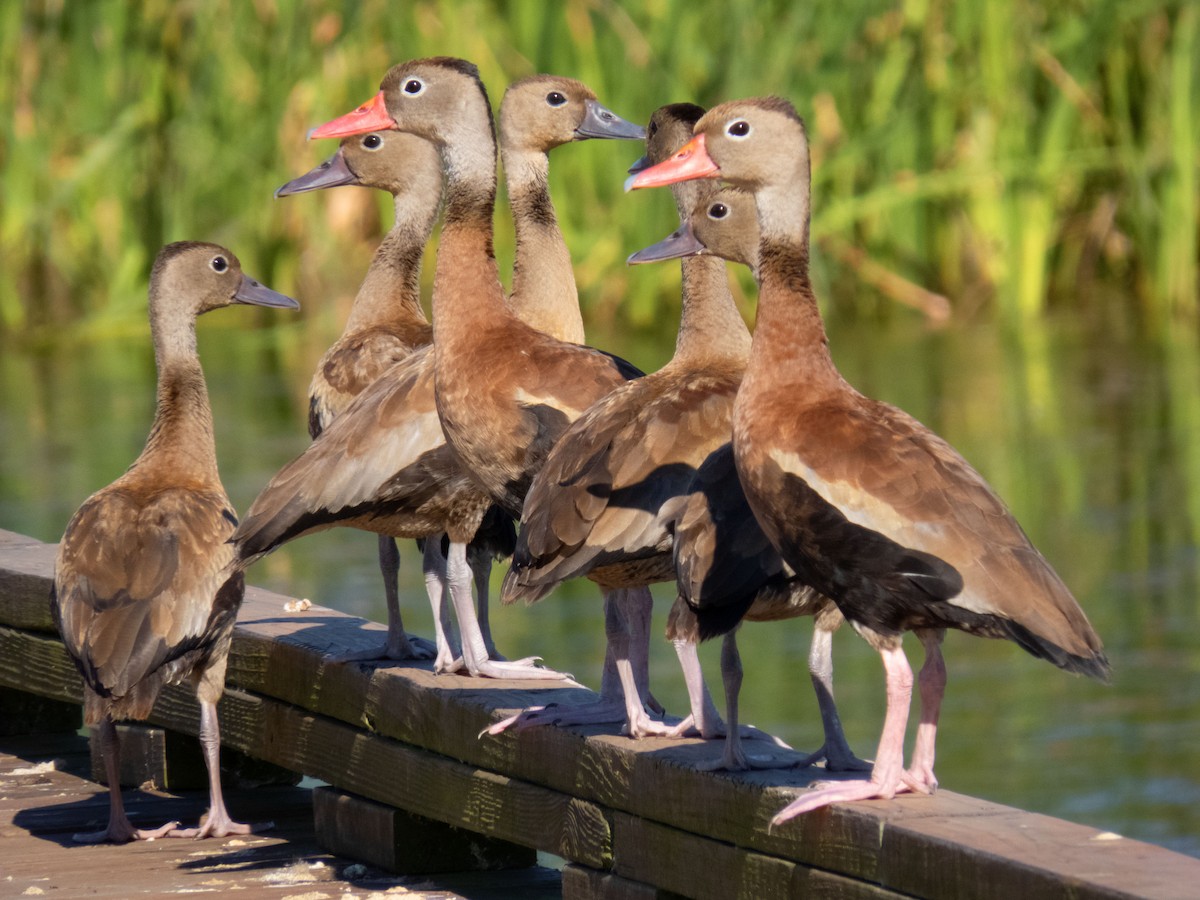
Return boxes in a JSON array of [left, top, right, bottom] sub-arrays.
[[0, 0, 1196, 340]]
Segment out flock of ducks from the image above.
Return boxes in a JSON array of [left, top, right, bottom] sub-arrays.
[[51, 56, 1110, 844]]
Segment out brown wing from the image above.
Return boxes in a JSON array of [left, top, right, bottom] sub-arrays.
[[309, 324, 433, 437], [761, 390, 1106, 671], [436, 327, 644, 517], [237, 349, 489, 561], [53, 484, 237, 700], [504, 370, 738, 602]]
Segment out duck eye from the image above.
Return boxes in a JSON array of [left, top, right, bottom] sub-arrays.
[[546, 91, 567, 107], [403, 78, 425, 95], [708, 203, 729, 220], [648, 120, 658, 137], [362, 134, 383, 150], [210, 256, 229, 273], [727, 120, 751, 139]]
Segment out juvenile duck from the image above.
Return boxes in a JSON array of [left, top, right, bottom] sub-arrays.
[[52, 241, 297, 843], [276, 129, 441, 661], [499, 104, 754, 738], [502, 73, 643, 343]]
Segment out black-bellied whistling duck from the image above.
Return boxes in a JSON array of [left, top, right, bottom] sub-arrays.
[[496, 104, 754, 738], [276, 129, 440, 661], [630, 185, 867, 772], [51, 242, 297, 843], [628, 98, 1109, 820], [280, 130, 439, 434], [503, 74, 644, 344], [486, 72, 647, 650], [237, 68, 645, 680], [309, 58, 656, 710]]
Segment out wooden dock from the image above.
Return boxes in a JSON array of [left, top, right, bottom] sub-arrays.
[[0, 731, 561, 898], [2, 527, 1197, 899]]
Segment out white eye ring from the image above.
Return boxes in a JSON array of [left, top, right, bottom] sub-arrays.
[[726, 120, 752, 140], [210, 256, 229, 273], [362, 134, 383, 150], [707, 203, 729, 220], [402, 77, 426, 96]]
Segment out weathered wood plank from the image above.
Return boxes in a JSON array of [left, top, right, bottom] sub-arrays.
[[0, 625, 615, 869], [562, 863, 687, 900], [313, 786, 536, 874], [224, 590, 886, 879], [0, 623, 82, 704], [0, 734, 564, 900], [610, 810, 907, 900], [879, 805, 1200, 900], [222, 591, 1006, 885], [0, 683, 80, 735], [224, 580, 1200, 900], [0, 528, 58, 632]]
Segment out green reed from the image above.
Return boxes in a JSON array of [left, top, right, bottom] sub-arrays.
[[0, 0, 1196, 338]]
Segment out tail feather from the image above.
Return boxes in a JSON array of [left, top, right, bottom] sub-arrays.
[[500, 566, 554, 606], [233, 503, 336, 568], [1004, 619, 1111, 683]]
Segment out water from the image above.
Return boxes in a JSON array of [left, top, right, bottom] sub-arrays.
[[2, 301, 1198, 858]]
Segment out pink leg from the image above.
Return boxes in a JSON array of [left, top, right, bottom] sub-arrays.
[[664, 637, 724, 738], [423, 537, 464, 674], [482, 588, 668, 737], [596, 602, 623, 706], [445, 541, 566, 679], [605, 587, 675, 738], [73, 717, 180, 844], [771, 643, 915, 825], [172, 701, 270, 839], [469, 544, 503, 660], [484, 588, 630, 735], [905, 629, 945, 792]]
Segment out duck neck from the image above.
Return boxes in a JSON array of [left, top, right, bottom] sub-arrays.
[[502, 144, 585, 344], [742, 180, 842, 398], [342, 191, 436, 334], [430, 96, 511, 351], [671, 254, 751, 368], [139, 301, 219, 482]]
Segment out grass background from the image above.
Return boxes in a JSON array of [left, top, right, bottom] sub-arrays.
[[1, 0, 1196, 341]]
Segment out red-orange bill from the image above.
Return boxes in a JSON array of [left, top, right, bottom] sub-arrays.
[[624, 134, 719, 192], [308, 92, 394, 140]]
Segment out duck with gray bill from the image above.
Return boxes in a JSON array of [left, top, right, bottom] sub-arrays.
[[52, 241, 296, 843]]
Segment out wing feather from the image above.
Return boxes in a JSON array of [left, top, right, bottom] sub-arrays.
[[760, 394, 1103, 661], [506, 370, 738, 599], [54, 485, 235, 699]]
